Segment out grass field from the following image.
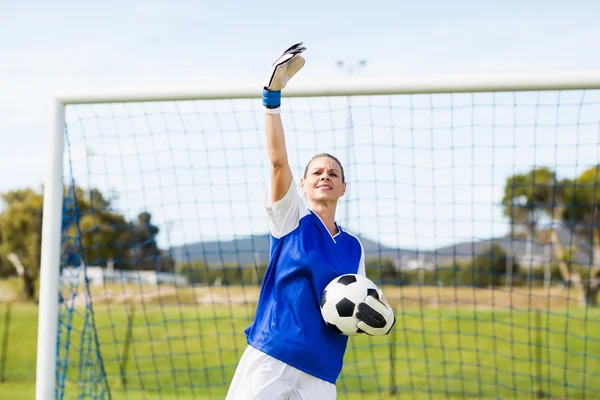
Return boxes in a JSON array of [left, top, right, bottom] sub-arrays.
[[1, 284, 600, 399]]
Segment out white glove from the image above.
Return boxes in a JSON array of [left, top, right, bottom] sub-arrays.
[[356, 289, 396, 336], [263, 42, 306, 110]]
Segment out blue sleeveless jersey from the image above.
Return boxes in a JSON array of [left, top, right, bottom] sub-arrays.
[[244, 180, 365, 384]]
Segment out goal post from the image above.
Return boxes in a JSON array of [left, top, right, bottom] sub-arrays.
[[37, 71, 600, 400], [36, 99, 66, 400]]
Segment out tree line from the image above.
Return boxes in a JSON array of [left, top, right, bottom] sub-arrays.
[[178, 243, 523, 288], [0, 185, 172, 300], [177, 243, 571, 290]]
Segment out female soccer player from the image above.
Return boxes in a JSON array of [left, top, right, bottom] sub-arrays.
[[225, 43, 395, 400]]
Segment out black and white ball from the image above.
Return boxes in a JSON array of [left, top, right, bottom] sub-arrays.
[[320, 274, 379, 336]]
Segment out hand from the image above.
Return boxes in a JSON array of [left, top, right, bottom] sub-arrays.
[[356, 289, 396, 336], [263, 42, 306, 110]]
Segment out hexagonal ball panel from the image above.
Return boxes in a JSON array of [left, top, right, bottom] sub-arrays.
[[367, 288, 379, 301], [335, 298, 356, 318], [320, 290, 328, 308], [337, 275, 357, 286], [327, 322, 343, 334]]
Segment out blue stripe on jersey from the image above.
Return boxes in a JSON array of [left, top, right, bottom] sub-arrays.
[[244, 209, 363, 384]]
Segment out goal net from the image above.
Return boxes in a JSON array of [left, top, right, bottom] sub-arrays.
[[41, 75, 600, 399]]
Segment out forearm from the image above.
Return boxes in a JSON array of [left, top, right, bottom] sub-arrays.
[[265, 113, 288, 168], [265, 112, 292, 202]]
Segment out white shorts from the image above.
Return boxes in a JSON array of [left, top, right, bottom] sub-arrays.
[[225, 345, 337, 400]]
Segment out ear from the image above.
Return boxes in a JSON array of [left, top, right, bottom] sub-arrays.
[[300, 177, 307, 194], [340, 182, 347, 197]]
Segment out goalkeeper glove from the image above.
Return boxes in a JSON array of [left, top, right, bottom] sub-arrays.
[[263, 42, 306, 110], [356, 289, 396, 336]]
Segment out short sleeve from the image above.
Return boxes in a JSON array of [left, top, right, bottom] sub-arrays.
[[357, 245, 366, 276], [264, 179, 308, 238]]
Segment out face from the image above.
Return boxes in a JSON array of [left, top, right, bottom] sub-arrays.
[[300, 156, 346, 203]]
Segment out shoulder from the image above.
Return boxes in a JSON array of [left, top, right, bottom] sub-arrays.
[[265, 178, 311, 239], [340, 228, 365, 260], [342, 228, 364, 250], [341, 228, 366, 276]]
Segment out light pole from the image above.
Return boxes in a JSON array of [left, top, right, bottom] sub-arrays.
[[336, 59, 368, 77], [336, 59, 368, 227]]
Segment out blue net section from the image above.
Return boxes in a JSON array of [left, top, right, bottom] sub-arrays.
[[57, 91, 600, 399]]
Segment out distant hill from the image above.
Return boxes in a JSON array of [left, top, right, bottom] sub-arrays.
[[170, 233, 425, 266], [170, 226, 593, 268], [420, 226, 592, 266], [432, 237, 548, 261]]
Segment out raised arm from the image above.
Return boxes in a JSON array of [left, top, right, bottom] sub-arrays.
[[262, 43, 306, 203], [265, 113, 293, 203]]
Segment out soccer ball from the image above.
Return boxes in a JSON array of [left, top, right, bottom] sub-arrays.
[[320, 274, 379, 336]]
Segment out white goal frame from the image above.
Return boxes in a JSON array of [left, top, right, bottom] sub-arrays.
[[36, 70, 600, 399]]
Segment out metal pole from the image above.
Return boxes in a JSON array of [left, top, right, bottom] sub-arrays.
[[0, 302, 12, 383], [54, 70, 600, 105], [120, 306, 136, 388], [35, 99, 65, 400], [389, 325, 397, 395], [534, 309, 545, 398]]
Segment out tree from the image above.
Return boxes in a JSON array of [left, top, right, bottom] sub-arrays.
[[0, 185, 172, 300], [501, 167, 573, 287], [502, 167, 563, 238], [62, 188, 172, 271], [560, 165, 600, 305], [0, 189, 43, 300], [120, 211, 173, 272], [562, 165, 600, 248], [471, 243, 519, 288], [62, 186, 131, 268], [501, 166, 600, 306]]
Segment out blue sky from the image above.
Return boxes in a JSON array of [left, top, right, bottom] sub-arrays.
[[3, 1, 600, 250]]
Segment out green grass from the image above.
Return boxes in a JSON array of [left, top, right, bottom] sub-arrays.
[[1, 292, 600, 400]]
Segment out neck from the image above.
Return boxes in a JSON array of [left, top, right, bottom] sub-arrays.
[[309, 201, 339, 236]]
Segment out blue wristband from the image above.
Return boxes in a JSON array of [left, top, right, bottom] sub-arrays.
[[263, 88, 281, 109]]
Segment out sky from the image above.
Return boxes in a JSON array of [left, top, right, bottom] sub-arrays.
[[3, 0, 600, 251]]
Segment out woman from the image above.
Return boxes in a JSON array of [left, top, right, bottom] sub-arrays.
[[225, 43, 395, 400]]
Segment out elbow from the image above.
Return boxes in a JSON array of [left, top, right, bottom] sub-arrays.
[[268, 153, 288, 169], [270, 160, 287, 170]]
